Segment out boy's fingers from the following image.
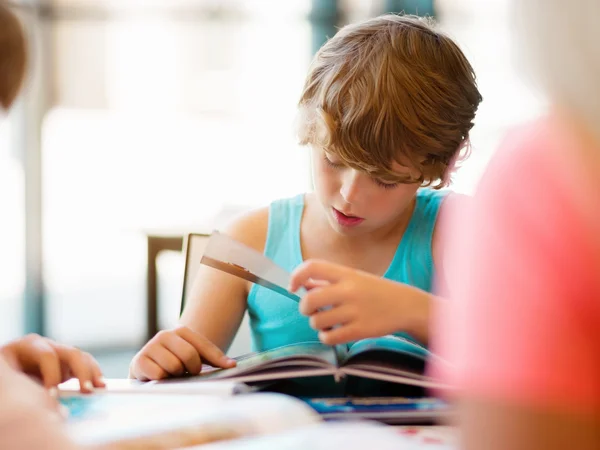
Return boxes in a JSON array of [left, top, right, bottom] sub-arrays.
[[161, 333, 203, 375], [319, 324, 363, 346], [299, 284, 346, 316], [309, 305, 354, 331], [176, 327, 236, 369], [289, 260, 347, 292], [132, 355, 168, 381], [304, 279, 330, 290], [146, 344, 186, 377]]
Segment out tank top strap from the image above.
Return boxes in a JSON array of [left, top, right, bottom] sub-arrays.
[[383, 189, 449, 292]]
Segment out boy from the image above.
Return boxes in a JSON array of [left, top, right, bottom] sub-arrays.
[[131, 14, 482, 381]]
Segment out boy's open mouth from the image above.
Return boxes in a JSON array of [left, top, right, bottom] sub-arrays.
[[332, 208, 365, 227]]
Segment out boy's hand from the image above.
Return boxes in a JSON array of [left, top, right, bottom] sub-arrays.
[[290, 260, 431, 345], [129, 326, 236, 381], [0, 334, 105, 393]]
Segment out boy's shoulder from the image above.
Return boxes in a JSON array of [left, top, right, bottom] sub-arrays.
[[222, 206, 270, 254], [221, 194, 307, 253]]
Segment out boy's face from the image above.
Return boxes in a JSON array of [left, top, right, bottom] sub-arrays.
[[311, 147, 421, 236]]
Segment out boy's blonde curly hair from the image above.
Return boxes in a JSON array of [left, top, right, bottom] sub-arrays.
[[298, 14, 482, 188]]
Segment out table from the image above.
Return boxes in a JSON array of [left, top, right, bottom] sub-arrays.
[[60, 379, 456, 449]]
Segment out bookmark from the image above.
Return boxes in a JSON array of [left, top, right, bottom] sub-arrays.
[[200, 231, 305, 302]]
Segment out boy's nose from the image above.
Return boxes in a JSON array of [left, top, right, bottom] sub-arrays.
[[339, 169, 364, 204]]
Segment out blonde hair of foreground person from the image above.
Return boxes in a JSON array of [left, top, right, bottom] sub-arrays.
[[0, 0, 26, 110]]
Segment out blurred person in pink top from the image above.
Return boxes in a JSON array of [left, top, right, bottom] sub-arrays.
[[432, 0, 600, 448]]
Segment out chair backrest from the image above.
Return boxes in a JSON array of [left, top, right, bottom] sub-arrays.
[[180, 232, 252, 356], [180, 233, 210, 315]]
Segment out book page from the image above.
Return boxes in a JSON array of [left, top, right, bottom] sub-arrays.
[[201, 231, 307, 301], [302, 397, 452, 425], [340, 335, 434, 387], [346, 335, 430, 363], [192, 342, 338, 382]]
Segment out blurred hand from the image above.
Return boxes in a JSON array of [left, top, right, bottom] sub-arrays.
[[0, 356, 82, 450], [0, 334, 105, 393], [0, 356, 65, 418], [290, 259, 432, 345], [129, 326, 236, 381]]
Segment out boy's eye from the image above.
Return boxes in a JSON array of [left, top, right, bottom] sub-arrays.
[[323, 154, 344, 168], [374, 178, 399, 189]]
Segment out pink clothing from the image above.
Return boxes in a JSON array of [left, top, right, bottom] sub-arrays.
[[434, 115, 600, 414]]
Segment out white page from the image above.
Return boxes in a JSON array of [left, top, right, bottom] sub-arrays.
[[201, 231, 307, 300]]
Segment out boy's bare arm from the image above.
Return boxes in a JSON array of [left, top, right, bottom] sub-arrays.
[[180, 207, 269, 351], [130, 208, 269, 381]]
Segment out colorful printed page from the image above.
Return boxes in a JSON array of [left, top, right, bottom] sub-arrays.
[[341, 335, 430, 381], [338, 335, 450, 389], [346, 335, 430, 362], [302, 397, 451, 425]]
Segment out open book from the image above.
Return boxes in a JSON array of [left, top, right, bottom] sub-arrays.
[[187, 335, 444, 392], [188, 231, 447, 393]]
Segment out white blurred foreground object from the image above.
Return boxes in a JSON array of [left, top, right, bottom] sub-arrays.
[[195, 421, 457, 450], [60, 392, 319, 448]]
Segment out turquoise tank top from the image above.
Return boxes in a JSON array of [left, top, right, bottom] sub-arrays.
[[247, 189, 448, 352]]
